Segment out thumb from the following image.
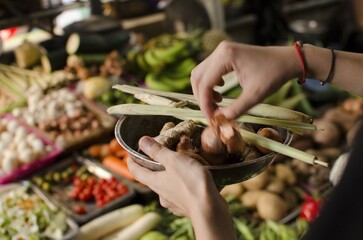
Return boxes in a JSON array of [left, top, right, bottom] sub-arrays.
[[138, 136, 172, 166]]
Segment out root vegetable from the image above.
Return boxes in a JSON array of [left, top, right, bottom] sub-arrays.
[[275, 164, 296, 185], [220, 183, 244, 197], [75, 204, 144, 240], [199, 126, 228, 165], [102, 212, 161, 240], [241, 145, 263, 162], [323, 108, 358, 132], [256, 127, 283, 154], [200, 113, 245, 165], [341, 98, 363, 115], [312, 119, 342, 147], [240, 190, 266, 209], [154, 120, 197, 149], [176, 135, 210, 165], [256, 192, 289, 221], [265, 178, 285, 194], [242, 170, 269, 190]]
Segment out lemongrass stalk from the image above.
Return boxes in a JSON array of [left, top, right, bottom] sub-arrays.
[[240, 129, 328, 167], [113, 84, 313, 124], [108, 103, 314, 133], [107, 104, 203, 118], [237, 115, 316, 131], [221, 100, 313, 123], [134, 93, 178, 107]]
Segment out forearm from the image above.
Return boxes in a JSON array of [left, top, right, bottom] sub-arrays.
[[288, 44, 363, 97], [190, 191, 237, 240]]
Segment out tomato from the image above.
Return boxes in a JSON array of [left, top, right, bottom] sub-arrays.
[[96, 199, 105, 207], [74, 204, 86, 214], [73, 177, 84, 186], [69, 191, 78, 199], [117, 183, 128, 195], [300, 195, 322, 222], [87, 176, 96, 186]]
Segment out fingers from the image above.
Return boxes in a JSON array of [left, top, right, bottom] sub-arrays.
[[221, 91, 257, 120], [138, 136, 173, 166], [126, 156, 156, 185], [159, 196, 184, 217]]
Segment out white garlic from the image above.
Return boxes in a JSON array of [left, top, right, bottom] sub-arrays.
[[2, 156, 19, 173]]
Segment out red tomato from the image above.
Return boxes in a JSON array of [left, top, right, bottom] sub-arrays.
[[69, 191, 78, 199], [96, 199, 105, 207], [300, 195, 322, 222], [74, 204, 86, 214], [87, 176, 96, 186]]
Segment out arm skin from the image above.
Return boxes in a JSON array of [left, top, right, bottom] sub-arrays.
[[191, 41, 363, 122], [127, 42, 363, 240]]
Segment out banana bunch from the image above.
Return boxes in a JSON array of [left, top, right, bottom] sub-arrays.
[[127, 33, 200, 92]]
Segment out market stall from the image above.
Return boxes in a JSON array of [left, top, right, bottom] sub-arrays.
[[1, 0, 360, 239]]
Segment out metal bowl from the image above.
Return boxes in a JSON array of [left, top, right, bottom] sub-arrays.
[[115, 115, 292, 185]]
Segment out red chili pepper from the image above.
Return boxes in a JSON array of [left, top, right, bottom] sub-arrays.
[[300, 195, 322, 222]]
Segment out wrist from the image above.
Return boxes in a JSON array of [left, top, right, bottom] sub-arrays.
[[297, 44, 334, 82], [190, 184, 237, 240]]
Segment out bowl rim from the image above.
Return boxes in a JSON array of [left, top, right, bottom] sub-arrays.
[[114, 115, 293, 169]]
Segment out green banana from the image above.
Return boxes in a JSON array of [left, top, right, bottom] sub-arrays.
[[145, 73, 176, 92], [145, 72, 191, 92], [163, 58, 197, 79], [153, 40, 189, 64], [143, 49, 165, 72], [136, 52, 151, 73]]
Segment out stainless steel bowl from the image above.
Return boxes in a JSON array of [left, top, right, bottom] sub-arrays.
[[115, 115, 292, 185]]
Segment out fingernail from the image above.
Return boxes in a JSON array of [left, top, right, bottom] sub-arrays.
[[139, 136, 153, 151]]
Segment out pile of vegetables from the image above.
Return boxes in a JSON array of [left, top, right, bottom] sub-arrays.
[[0, 116, 52, 176], [87, 138, 137, 182], [0, 83, 26, 114], [0, 63, 77, 94], [0, 185, 69, 239], [75, 204, 161, 240], [11, 88, 113, 148], [32, 159, 131, 216], [221, 163, 303, 222]]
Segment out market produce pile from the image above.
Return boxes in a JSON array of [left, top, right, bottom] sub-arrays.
[[0, 26, 362, 240]]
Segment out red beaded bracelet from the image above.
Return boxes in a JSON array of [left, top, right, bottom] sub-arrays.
[[294, 41, 306, 85]]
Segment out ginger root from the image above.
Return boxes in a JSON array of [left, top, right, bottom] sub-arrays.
[[154, 120, 198, 149], [176, 135, 210, 165]]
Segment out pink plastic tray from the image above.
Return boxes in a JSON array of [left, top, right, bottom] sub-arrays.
[[0, 114, 62, 184]]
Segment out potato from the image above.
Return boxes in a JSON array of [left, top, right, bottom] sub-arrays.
[[265, 178, 285, 194], [241, 170, 269, 190], [220, 183, 244, 198], [323, 108, 358, 133], [256, 192, 288, 221], [240, 190, 266, 209], [274, 164, 296, 185], [312, 118, 342, 147]]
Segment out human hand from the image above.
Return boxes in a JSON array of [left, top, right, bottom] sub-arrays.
[[127, 136, 222, 218], [191, 41, 300, 122]]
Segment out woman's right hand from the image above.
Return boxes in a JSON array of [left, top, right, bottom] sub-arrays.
[[191, 41, 300, 122]]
